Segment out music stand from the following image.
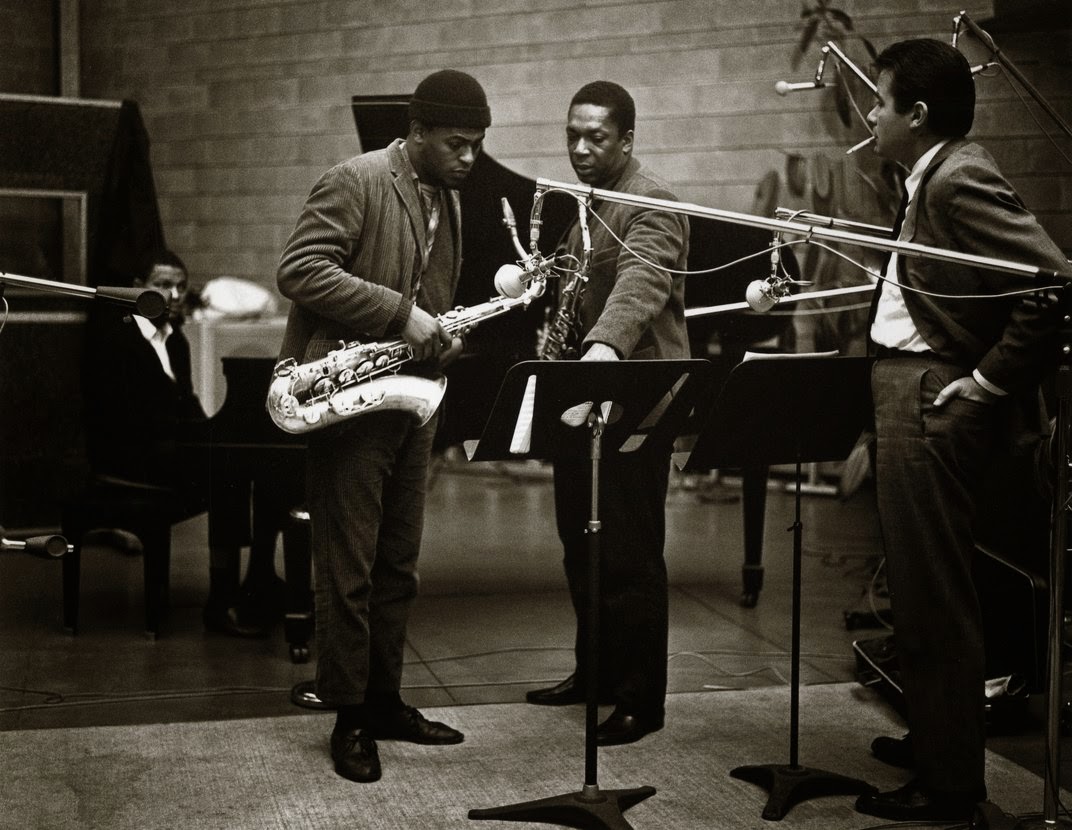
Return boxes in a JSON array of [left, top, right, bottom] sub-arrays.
[[682, 354, 877, 821], [466, 358, 709, 830]]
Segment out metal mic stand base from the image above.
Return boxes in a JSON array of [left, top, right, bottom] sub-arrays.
[[468, 786, 656, 830], [729, 764, 875, 822]]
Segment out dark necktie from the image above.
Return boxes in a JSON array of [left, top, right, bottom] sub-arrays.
[[866, 191, 909, 346]]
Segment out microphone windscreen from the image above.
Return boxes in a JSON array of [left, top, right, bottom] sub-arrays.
[[745, 280, 778, 313], [774, 80, 791, 96], [493, 263, 526, 299]]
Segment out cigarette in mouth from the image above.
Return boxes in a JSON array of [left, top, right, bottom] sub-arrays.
[[846, 135, 876, 155]]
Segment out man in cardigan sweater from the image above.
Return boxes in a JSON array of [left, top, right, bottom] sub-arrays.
[[857, 39, 1068, 822], [276, 69, 489, 783], [524, 81, 690, 746]]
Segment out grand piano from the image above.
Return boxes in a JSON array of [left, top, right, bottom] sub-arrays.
[[186, 95, 794, 661]]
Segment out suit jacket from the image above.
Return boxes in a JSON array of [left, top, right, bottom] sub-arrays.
[[277, 138, 463, 366], [561, 156, 690, 361], [897, 139, 1067, 394], [82, 307, 206, 484]]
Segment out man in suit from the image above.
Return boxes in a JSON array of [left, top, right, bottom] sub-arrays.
[[82, 251, 283, 637], [276, 69, 490, 783], [857, 39, 1068, 822], [524, 81, 690, 746]]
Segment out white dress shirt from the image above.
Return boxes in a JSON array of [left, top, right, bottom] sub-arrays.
[[870, 140, 1006, 395], [133, 314, 176, 381]]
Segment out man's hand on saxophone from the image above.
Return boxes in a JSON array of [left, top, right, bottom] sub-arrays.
[[402, 305, 454, 361]]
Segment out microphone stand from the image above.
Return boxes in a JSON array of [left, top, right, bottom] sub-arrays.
[[532, 180, 1072, 286], [0, 271, 168, 320], [954, 11, 1072, 142], [1012, 292, 1072, 829]]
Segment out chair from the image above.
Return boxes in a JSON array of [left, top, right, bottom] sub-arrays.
[[60, 474, 205, 639]]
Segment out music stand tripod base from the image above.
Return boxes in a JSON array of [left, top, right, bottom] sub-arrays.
[[468, 785, 657, 830], [730, 764, 875, 822]]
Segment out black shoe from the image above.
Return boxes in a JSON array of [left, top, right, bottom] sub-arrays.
[[330, 728, 381, 783], [525, 674, 612, 706], [595, 707, 664, 746], [855, 779, 985, 822], [365, 704, 464, 745], [870, 733, 914, 769], [202, 602, 271, 638]]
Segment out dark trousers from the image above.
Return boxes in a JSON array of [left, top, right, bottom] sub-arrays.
[[872, 356, 997, 797], [553, 446, 671, 715], [308, 409, 437, 706]]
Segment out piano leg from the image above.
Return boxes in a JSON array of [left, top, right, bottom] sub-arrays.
[[282, 506, 313, 663], [741, 465, 768, 608]]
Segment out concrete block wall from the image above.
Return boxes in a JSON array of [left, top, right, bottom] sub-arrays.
[[0, 1, 56, 96], [12, 1, 1072, 291]]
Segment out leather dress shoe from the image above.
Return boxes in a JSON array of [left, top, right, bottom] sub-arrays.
[[855, 779, 985, 822], [596, 708, 664, 746], [202, 603, 271, 638], [365, 705, 464, 745], [870, 732, 914, 769], [526, 674, 612, 706], [330, 728, 381, 783]]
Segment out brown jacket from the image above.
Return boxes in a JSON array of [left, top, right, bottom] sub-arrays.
[[276, 138, 463, 365]]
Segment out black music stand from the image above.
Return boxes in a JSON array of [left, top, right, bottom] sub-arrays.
[[682, 355, 877, 821], [466, 358, 709, 830]]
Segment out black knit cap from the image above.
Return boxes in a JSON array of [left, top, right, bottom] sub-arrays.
[[409, 69, 491, 129]]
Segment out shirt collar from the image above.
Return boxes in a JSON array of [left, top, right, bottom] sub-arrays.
[[133, 313, 172, 343], [904, 139, 949, 202]]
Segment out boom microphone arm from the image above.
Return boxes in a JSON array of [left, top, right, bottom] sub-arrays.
[[0, 271, 168, 320], [532, 179, 1072, 309]]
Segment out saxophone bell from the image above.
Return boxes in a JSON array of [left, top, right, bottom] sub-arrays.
[[267, 278, 545, 434]]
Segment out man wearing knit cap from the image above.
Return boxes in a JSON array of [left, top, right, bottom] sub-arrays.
[[276, 68, 490, 783]]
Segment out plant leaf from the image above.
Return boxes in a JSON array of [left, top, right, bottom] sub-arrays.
[[835, 80, 852, 128], [829, 8, 854, 29], [797, 17, 820, 55]]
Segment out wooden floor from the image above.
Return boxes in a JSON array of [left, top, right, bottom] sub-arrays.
[[0, 457, 1068, 819]]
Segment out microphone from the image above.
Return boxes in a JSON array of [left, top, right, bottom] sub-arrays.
[[774, 80, 835, 96], [94, 285, 169, 320], [494, 263, 527, 299], [745, 277, 788, 313], [494, 250, 560, 299], [0, 531, 68, 558]]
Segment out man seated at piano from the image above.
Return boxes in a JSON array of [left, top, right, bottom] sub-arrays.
[[81, 250, 286, 637]]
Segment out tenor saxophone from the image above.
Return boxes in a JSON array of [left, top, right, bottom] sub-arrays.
[[536, 268, 586, 360], [537, 199, 591, 361], [267, 275, 543, 434]]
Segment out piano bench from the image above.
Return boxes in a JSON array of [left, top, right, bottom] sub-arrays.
[[282, 506, 313, 663], [60, 479, 201, 640]]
